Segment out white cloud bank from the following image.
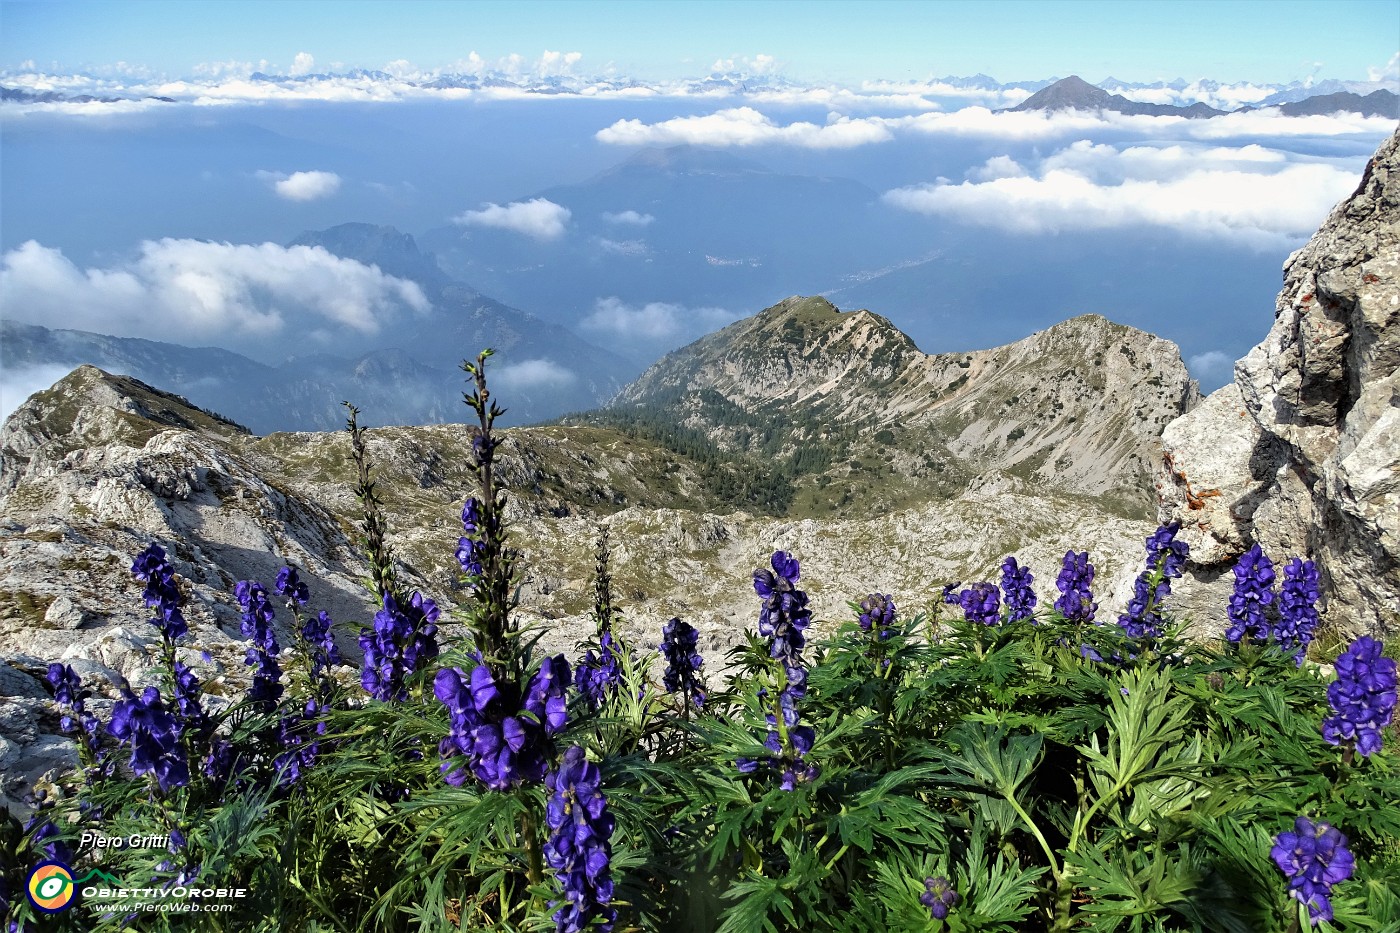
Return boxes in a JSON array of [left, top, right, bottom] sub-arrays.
[[888, 140, 1362, 244], [289, 52, 316, 77], [454, 198, 571, 240], [596, 106, 894, 148], [1187, 351, 1237, 387], [257, 169, 342, 201], [0, 240, 429, 348], [594, 104, 1395, 151]]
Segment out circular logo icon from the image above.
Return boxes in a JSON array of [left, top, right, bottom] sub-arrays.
[[27, 860, 76, 913]]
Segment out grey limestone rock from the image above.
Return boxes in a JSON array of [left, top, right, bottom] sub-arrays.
[[1160, 128, 1400, 640]]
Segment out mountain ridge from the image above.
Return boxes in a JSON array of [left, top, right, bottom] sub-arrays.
[[607, 295, 1199, 518]]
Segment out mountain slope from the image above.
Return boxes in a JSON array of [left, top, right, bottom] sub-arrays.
[[613, 296, 1199, 517]]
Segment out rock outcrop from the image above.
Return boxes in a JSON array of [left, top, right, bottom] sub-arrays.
[[1159, 129, 1400, 639]]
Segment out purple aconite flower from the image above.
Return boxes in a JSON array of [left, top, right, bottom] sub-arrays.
[[743, 552, 819, 789], [660, 617, 706, 708], [131, 543, 188, 642], [1000, 557, 1036, 623], [434, 654, 570, 790], [544, 746, 617, 933], [575, 631, 623, 710], [1055, 550, 1097, 623], [274, 565, 310, 606], [1271, 817, 1355, 924], [108, 685, 189, 792], [301, 609, 342, 676], [235, 580, 284, 708], [23, 813, 72, 864], [1225, 544, 1275, 644], [46, 663, 87, 733], [858, 593, 896, 637], [920, 875, 959, 921], [1322, 635, 1397, 758], [273, 698, 328, 787], [1118, 523, 1188, 641], [456, 497, 487, 581], [955, 582, 1001, 626], [358, 590, 439, 703], [1273, 558, 1320, 664]]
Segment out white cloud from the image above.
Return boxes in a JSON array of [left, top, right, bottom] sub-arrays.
[[0, 240, 429, 350], [861, 78, 1034, 106], [884, 148, 1360, 243], [257, 169, 342, 201], [1039, 140, 1287, 182], [582, 297, 739, 361], [191, 59, 267, 79], [1104, 79, 1278, 111], [1187, 351, 1236, 386], [899, 106, 1173, 140], [492, 359, 577, 391], [746, 86, 937, 111], [1183, 109, 1397, 139], [290, 52, 316, 76], [0, 363, 74, 424], [968, 155, 1027, 181], [889, 106, 1396, 143], [711, 54, 777, 75], [453, 198, 571, 240], [595, 106, 894, 149], [602, 210, 654, 226], [538, 50, 583, 77], [1367, 51, 1400, 83]]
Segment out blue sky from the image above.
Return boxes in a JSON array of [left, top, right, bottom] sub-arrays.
[[3, 0, 1397, 85]]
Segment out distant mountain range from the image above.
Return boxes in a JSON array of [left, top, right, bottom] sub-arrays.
[[1010, 74, 1399, 118], [3, 69, 1394, 114], [2, 224, 632, 432]]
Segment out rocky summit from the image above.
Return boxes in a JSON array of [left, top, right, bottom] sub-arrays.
[[614, 297, 1198, 517], [1160, 128, 1400, 640]]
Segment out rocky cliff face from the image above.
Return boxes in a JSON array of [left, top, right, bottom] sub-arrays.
[[1159, 129, 1400, 639], [618, 297, 1199, 517]]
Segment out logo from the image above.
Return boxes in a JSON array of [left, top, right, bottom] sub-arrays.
[[26, 860, 75, 913]]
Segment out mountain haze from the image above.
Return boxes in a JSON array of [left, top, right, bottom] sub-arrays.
[[2, 224, 632, 432]]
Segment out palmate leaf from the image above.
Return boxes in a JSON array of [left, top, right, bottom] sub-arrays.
[[956, 822, 1048, 929], [931, 722, 1043, 799], [1078, 667, 1198, 818], [716, 867, 798, 933], [840, 763, 952, 848], [1065, 842, 1207, 932], [1123, 735, 1209, 829]]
